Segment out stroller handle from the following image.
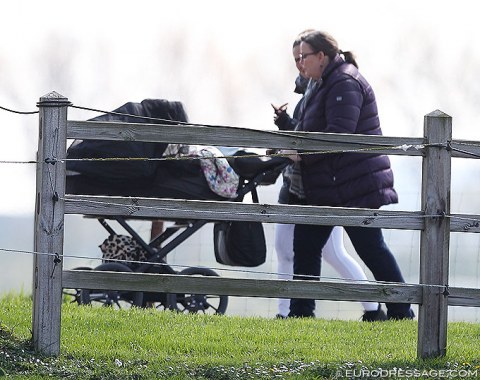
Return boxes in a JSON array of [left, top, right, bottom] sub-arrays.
[[228, 151, 292, 181]]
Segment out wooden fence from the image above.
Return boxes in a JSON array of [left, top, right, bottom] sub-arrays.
[[33, 91, 480, 358]]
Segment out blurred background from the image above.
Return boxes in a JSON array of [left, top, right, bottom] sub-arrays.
[[1, 0, 479, 321]]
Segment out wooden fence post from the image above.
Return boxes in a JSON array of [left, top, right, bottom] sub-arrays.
[[32, 92, 70, 356], [417, 110, 452, 358]]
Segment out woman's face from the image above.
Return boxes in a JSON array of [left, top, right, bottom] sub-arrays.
[[292, 45, 304, 75], [299, 41, 324, 80]]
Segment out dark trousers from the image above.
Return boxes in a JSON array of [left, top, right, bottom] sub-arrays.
[[289, 224, 412, 318]]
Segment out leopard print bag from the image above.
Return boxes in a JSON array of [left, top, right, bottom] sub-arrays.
[[99, 234, 148, 267]]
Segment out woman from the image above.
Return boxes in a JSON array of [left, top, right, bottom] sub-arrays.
[[289, 30, 414, 320], [274, 32, 385, 321]]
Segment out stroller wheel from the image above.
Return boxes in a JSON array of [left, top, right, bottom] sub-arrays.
[[79, 262, 143, 309], [167, 267, 228, 315], [62, 266, 92, 305], [140, 264, 172, 310]]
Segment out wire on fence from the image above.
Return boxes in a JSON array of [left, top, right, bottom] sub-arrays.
[[3, 102, 480, 154], [4, 101, 480, 164], [0, 245, 431, 288], [0, 145, 434, 166], [0, 105, 38, 115]]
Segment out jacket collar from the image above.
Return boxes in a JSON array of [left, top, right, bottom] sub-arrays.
[[321, 54, 345, 81]]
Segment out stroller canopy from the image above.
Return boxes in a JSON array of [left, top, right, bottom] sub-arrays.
[[66, 99, 188, 182]]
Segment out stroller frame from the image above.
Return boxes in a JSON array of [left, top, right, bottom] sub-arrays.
[[67, 155, 290, 314]]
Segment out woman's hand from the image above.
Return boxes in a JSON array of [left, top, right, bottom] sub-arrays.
[[271, 103, 288, 122], [278, 149, 301, 162]]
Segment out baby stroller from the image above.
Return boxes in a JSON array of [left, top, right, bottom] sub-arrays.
[[64, 99, 290, 314]]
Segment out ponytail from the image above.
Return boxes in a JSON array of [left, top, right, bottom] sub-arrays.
[[339, 50, 358, 68]]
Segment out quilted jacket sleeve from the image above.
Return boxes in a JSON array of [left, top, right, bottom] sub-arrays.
[[323, 77, 363, 134]]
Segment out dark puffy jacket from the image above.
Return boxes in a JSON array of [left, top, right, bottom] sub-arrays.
[[297, 55, 398, 208]]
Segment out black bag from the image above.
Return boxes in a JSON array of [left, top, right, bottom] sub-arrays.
[[213, 221, 266, 267]]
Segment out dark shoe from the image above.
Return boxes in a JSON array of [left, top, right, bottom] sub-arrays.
[[275, 314, 288, 319], [362, 305, 387, 322], [387, 308, 415, 320], [287, 312, 315, 318]]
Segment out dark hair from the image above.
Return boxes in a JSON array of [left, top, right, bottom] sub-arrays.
[[292, 28, 316, 48], [301, 30, 358, 68]]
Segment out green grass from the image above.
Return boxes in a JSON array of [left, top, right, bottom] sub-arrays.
[[1, 294, 479, 379]]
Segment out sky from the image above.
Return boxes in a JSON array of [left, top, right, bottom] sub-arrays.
[[1, 0, 480, 215]]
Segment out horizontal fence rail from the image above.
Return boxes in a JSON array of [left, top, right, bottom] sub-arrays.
[[63, 270, 422, 304], [64, 195, 480, 233], [67, 120, 480, 158], [62, 270, 480, 308], [67, 120, 427, 155], [64, 195, 427, 230]]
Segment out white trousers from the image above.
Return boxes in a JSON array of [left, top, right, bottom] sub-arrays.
[[275, 223, 379, 317]]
